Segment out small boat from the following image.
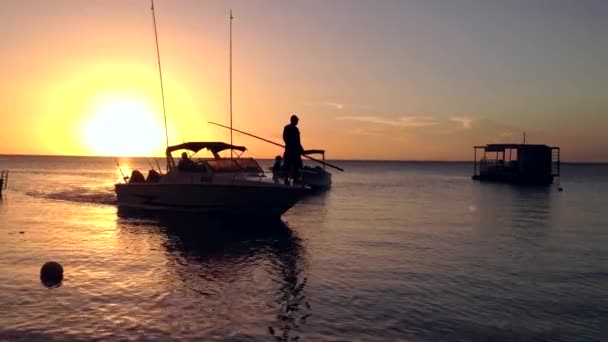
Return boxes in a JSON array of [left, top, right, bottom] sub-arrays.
[[269, 150, 332, 190], [472, 143, 560, 185], [300, 150, 332, 190], [208, 122, 340, 191], [115, 142, 308, 217]]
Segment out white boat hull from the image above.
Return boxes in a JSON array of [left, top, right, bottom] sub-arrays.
[[115, 182, 305, 217]]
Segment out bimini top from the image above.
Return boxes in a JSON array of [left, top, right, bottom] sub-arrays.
[[166, 142, 247, 158], [474, 144, 555, 152], [303, 149, 325, 155]]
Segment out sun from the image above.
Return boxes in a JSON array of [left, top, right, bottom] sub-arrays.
[[82, 96, 166, 156]]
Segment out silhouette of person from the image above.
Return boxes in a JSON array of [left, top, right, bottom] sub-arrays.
[[271, 155, 283, 183], [282, 114, 303, 184], [178, 151, 196, 171]]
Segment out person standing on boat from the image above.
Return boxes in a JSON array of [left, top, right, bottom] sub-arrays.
[[282, 114, 304, 184]]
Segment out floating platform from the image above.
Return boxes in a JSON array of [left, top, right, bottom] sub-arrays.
[[472, 144, 560, 186]]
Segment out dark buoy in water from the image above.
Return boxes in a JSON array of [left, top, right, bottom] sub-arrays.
[[40, 261, 63, 288], [558, 187, 563, 192]]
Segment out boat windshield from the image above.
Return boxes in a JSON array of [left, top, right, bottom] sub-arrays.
[[206, 158, 263, 173], [234, 158, 264, 173]]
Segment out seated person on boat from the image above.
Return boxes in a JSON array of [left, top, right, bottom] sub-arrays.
[[178, 152, 198, 172], [271, 156, 284, 182]]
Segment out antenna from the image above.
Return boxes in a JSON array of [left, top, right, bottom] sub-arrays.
[[229, 9, 234, 158], [151, 0, 169, 151], [523, 131, 527, 144]]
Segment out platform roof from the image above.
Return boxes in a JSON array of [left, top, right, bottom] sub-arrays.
[[474, 144, 556, 152]]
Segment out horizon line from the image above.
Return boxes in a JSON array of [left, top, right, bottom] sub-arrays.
[[0, 153, 606, 164]]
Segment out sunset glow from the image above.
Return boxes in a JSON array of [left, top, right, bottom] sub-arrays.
[[82, 96, 165, 157], [0, 1, 606, 161]]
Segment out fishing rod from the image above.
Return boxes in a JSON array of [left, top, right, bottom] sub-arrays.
[[114, 158, 128, 183], [150, 0, 169, 150], [146, 160, 156, 172], [208, 121, 345, 172], [154, 155, 162, 174], [229, 9, 234, 159]]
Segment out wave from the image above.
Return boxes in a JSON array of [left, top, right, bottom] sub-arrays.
[[9, 169, 115, 176], [26, 188, 116, 206]]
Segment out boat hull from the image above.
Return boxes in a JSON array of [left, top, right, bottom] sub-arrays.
[[301, 167, 332, 190], [472, 172, 554, 186], [115, 182, 305, 217]]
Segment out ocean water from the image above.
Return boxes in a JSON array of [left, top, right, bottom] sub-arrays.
[[0, 156, 607, 341]]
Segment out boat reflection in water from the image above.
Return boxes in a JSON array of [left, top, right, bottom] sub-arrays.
[[116, 208, 312, 340]]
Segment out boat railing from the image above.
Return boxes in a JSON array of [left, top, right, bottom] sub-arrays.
[[551, 147, 560, 177], [1, 170, 8, 190], [479, 159, 502, 172]]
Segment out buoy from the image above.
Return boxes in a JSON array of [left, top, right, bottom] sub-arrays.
[[558, 187, 564, 192], [40, 261, 63, 288]]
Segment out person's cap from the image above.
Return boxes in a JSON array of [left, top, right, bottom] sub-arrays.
[[290, 114, 299, 121]]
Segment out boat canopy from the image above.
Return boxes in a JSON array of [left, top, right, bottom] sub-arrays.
[[166, 142, 247, 158]]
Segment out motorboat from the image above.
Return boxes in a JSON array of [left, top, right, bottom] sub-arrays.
[[208, 122, 338, 191], [267, 149, 332, 190], [114, 5, 320, 217], [300, 150, 332, 190], [115, 142, 308, 217]]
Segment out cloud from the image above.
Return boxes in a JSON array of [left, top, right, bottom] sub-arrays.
[[450, 116, 473, 129], [492, 131, 518, 143], [337, 115, 438, 128], [430, 116, 474, 134], [431, 128, 459, 135], [324, 102, 344, 110], [346, 127, 385, 137], [304, 101, 345, 110]]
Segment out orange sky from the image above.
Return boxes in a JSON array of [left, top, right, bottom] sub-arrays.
[[0, 1, 606, 161]]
